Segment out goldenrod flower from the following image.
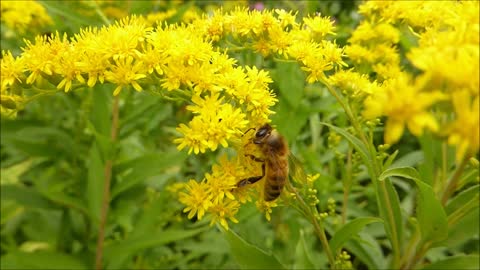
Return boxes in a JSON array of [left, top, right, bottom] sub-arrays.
[[22, 35, 55, 85], [104, 56, 147, 96], [274, 9, 298, 29], [363, 73, 447, 144], [1, 51, 25, 89], [328, 69, 378, 98], [303, 15, 336, 39], [174, 103, 248, 154], [0, 0, 53, 34], [447, 91, 479, 163], [179, 180, 212, 220], [209, 200, 240, 230], [256, 200, 278, 221], [2, 6, 346, 229], [408, 22, 479, 96]]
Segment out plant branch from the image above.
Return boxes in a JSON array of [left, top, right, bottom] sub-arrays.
[[95, 96, 119, 270], [441, 155, 470, 205], [321, 78, 401, 266], [342, 149, 353, 225], [286, 180, 335, 268]]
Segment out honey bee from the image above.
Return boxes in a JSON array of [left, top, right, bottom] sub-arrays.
[[236, 123, 290, 201]]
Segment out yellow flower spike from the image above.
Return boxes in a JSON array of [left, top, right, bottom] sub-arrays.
[[0, 0, 53, 34], [363, 73, 448, 144], [448, 91, 479, 163]]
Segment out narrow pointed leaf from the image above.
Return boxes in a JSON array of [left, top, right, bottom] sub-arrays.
[[224, 229, 285, 269], [329, 217, 383, 253]]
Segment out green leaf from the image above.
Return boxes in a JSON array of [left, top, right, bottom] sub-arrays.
[[343, 233, 386, 270], [383, 149, 399, 170], [166, 1, 195, 23], [0, 251, 88, 269], [103, 227, 208, 269], [319, 122, 369, 164], [87, 85, 115, 161], [274, 62, 305, 109], [379, 166, 421, 181], [420, 255, 480, 270], [329, 217, 383, 253], [224, 229, 285, 269], [439, 207, 479, 248], [325, 222, 385, 270], [445, 184, 479, 215], [1, 185, 54, 210], [294, 230, 316, 269], [272, 96, 310, 143], [86, 142, 104, 224], [378, 178, 404, 250], [379, 167, 448, 243], [39, 0, 102, 27], [41, 191, 90, 218], [111, 151, 187, 198], [390, 150, 424, 168]]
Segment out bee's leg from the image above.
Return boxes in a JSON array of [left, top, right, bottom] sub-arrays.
[[236, 162, 265, 187], [245, 154, 264, 163]]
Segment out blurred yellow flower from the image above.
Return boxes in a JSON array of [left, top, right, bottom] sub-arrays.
[[363, 73, 447, 144], [0, 0, 53, 34], [447, 91, 479, 163]]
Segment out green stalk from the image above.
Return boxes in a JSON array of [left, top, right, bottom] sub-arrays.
[[441, 155, 470, 205], [341, 149, 353, 225], [286, 181, 335, 268], [94, 96, 119, 270], [321, 79, 401, 266]]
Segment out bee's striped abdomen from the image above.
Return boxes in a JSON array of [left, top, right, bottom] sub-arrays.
[[264, 157, 288, 201]]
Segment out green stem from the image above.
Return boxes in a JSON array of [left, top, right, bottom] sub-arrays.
[[399, 221, 421, 269], [321, 79, 401, 266], [286, 181, 335, 268], [94, 96, 119, 270], [341, 149, 353, 225], [441, 155, 470, 205], [447, 195, 479, 227], [404, 241, 431, 270], [91, 1, 111, 25], [379, 179, 401, 267]]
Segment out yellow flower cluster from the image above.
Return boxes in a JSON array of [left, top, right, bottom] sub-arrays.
[[0, 0, 53, 34], [1, 6, 342, 229], [179, 124, 309, 229], [191, 7, 347, 82], [175, 8, 345, 229], [1, 14, 276, 150], [345, 20, 400, 81], [353, 1, 479, 162]]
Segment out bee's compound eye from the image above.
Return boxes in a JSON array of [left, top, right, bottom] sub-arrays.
[[256, 127, 268, 138]]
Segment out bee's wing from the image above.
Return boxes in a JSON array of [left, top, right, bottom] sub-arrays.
[[288, 153, 308, 184]]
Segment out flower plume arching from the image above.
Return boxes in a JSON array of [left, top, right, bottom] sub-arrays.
[[0, 7, 344, 229]]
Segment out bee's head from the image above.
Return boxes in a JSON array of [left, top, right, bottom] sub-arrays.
[[253, 124, 273, 144]]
